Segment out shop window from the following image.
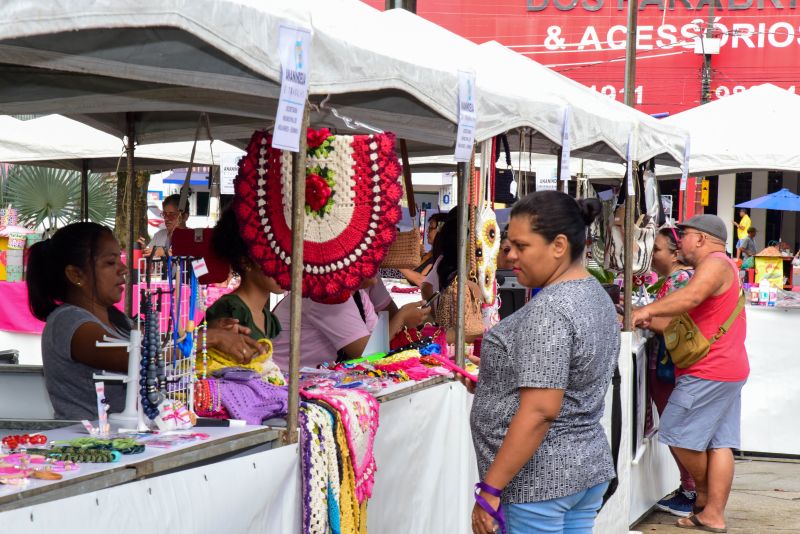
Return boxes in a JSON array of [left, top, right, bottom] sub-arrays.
[[766, 172, 783, 245]]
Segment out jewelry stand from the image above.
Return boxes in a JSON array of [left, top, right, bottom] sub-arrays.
[[107, 330, 147, 430]]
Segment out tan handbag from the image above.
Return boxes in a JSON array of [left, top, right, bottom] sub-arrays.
[[664, 292, 745, 369], [435, 279, 484, 338], [381, 139, 421, 270]]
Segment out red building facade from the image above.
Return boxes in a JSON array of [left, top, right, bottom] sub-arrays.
[[365, 0, 800, 115]]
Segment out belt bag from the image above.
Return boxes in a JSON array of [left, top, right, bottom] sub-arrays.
[[664, 292, 745, 369]]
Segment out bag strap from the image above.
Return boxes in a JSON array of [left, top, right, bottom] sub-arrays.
[[178, 113, 213, 214], [495, 134, 511, 167], [710, 291, 745, 343], [399, 139, 416, 217], [601, 365, 622, 508]]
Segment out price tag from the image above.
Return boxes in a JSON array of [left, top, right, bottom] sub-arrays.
[[192, 258, 209, 278], [454, 70, 477, 162], [272, 25, 312, 152], [680, 135, 690, 192], [560, 106, 571, 182]]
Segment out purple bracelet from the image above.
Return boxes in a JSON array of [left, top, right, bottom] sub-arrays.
[[475, 482, 506, 534]]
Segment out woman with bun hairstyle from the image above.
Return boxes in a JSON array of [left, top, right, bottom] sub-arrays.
[[470, 191, 620, 534], [28, 222, 267, 420]]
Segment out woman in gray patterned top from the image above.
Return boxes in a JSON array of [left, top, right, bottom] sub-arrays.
[[470, 190, 619, 534]]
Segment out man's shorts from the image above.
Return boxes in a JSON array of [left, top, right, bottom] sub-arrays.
[[658, 375, 746, 451]]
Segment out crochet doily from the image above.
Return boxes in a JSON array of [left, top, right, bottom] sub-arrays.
[[302, 387, 380, 503], [233, 128, 403, 302]]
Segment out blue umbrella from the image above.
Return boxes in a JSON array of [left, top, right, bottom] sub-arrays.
[[736, 188, 800, 212]]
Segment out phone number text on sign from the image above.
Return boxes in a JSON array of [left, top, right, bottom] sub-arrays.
[[589, 84, 644, 105]]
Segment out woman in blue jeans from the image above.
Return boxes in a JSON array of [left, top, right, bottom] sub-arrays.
[[470, 191, 620, 534]]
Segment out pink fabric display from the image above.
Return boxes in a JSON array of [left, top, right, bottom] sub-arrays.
[[301, 387, 380, 502]]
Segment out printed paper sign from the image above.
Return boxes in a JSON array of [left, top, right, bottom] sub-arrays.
[[454, 70, 477, 162], [192, 258, 209, 278], [535, 166, 557, 191], [560, 106, 571, 181], [220, 152, 243, 195], [272, 25, 312, 152], [680, 135, 691, 192], [626, 132, 635, 198]]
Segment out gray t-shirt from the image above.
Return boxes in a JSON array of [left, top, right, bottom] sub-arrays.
[[739, 236, 757, 258], [470, 277, 619, 503], [42, 304, 130, 420], [147, 228, 170, 251]]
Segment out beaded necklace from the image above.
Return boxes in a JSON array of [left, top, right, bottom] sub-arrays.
[[140, 292, 165, 420]]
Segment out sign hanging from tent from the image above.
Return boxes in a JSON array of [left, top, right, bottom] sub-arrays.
[[559, 106, 571, 182], [220, 152, 242, 195], [454, 70, 477, 162], [273, 25, 312, 152]]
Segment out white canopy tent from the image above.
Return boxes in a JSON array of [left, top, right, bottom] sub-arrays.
[[659, 84, 800, 177], [0, 115, 243, 172]]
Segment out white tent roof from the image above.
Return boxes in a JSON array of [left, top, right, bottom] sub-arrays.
[[660, 84, 800, 177], [0, 115, 243, 172], [0, 0, 464, 148]]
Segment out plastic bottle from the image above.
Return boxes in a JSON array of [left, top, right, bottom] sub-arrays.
[[750, 285, 760, 305], [768, 285, 778, 307], [759, 279, 770, 307]]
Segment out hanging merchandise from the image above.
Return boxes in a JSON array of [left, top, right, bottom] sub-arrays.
[[493, 134, 516, 204], [380, 139, 421, 270], [606, 165, 659, 277], [475, 139, 501, 304], [233, 128, 404, 302], [140, 292, 165, 420]]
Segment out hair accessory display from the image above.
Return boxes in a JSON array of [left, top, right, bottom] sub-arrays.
[[233, 128, 403, 302]]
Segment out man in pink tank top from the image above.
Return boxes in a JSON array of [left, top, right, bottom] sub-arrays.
[[633, 214, 748, 533]]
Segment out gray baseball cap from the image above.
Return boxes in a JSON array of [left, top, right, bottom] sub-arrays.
[[677, 214, 727, 242]]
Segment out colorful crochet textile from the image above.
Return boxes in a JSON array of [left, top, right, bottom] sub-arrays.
[[233, 128, 403, 302], [302, 387, 380, 503], [300, 402, 341, 534], [215, 369, 288, 425]]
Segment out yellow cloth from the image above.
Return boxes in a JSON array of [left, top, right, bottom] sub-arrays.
[[200, 338, 281, 383], [334, 411, 366, 534], [737, 214, 751, 240]]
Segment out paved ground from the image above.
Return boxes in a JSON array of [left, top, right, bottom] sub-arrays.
[[634, 458, 800, 534]]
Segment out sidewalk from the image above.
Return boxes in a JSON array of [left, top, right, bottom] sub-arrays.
[[634, 458, 800, 534]]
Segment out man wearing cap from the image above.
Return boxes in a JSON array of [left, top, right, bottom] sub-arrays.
[[633, 214, 748, 533]]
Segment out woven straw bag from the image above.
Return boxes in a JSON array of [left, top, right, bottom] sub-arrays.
[[380, 229, 421, 269], [381, 139, 421, 270]]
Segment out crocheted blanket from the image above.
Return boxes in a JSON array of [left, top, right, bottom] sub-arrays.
[[300, 402, 341, 534], [302, 387, 380, 503], [233, 128, 403, 303]]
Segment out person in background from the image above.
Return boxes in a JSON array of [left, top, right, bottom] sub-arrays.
[[205, 208, 283, 340], [399, 212, 449, 287], [470, 191, 617, 534], [27, 222, 264, 420], [734, 208, 751, 252], [735, 227, 757, 261], [633, 214, 748, 533], [497, 226, 513, 270], [270, 278, 428, 373], [139, 193, 190, 258], [647, 226, 697, 518]]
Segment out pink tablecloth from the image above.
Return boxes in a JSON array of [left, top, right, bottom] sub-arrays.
[[0, 281, 229, 334]]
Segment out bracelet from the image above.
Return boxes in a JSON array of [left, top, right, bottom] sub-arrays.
[[474, 482, 506, 534]]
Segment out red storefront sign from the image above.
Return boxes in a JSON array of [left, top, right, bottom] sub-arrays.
[[364, 0, 800, 115]]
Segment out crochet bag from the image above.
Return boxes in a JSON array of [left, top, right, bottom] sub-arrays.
[[435, 278, 484, 338], [493, 134, 516, 204], [475, 140, 501, 304], [381, 139, 420, 270], [233, 128, 403, 302]]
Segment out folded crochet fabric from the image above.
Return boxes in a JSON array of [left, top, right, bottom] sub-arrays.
[[218, 369, 288, 425], [302, 387, 380, 503]]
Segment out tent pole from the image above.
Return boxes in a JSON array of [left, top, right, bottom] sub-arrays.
[[81, 159, 89, 221], [124, 113, 136, 318], [283, 106, 310, 446], [454, 159, 470, 369]]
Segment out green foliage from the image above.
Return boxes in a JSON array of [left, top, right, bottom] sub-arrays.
[[587, 265, 616, 285], [4, 165, 116, 231]]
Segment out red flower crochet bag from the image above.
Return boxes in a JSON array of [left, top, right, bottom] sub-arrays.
[[233, 128, 404, 302]]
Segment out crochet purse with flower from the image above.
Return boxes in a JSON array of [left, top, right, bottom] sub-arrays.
[[233, 128, 404, 302]]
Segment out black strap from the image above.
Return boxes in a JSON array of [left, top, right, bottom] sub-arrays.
[[412, 255, 436, 274], [495, 134, 511, 167], [336, 291, 367, 362], [601, 365, 622, 508]]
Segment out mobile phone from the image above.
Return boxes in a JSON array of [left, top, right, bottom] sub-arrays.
[[422, 291, 440, 308]]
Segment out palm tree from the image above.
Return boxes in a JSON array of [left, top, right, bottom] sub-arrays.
[[4, 165, 116, 232]]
